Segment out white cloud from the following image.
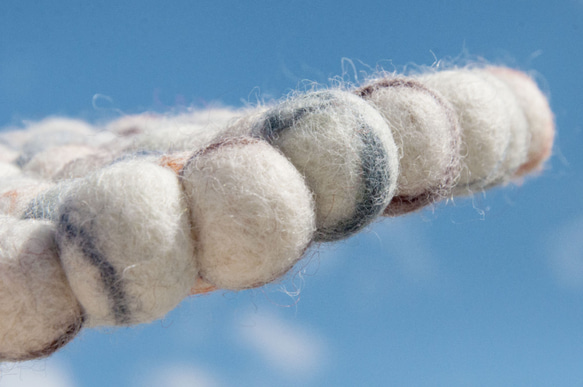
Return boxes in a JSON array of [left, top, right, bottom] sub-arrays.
[[140, 364, 221, 387], [548, 216, 583, 289], [0, 360, 77, 387], [237, 313, 325, 376]]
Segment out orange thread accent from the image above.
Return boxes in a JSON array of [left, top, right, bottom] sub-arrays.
[[159, 154, 189, 174], [1, 190, 20, 214], [190, 276, 218, 295]]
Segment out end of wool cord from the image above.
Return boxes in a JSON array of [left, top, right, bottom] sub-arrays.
[[415, 67, 539, 196], [485, 66, 555, 177]]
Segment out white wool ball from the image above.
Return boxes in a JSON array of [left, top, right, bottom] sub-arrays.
[[105, 108, 241, 137], [356, 78, 461, 215], [0, 144, 18, 163], [0, 128, 31, 150], [23, 144, 98, 179], [181, 139, 316, 290], [0, 216, 83, 361], [105, 108, 245, 154], [487, 66, 555, 176], [104, 113, 174, 154], [0, 117, 94, 150], [0, 176, 52, 216], [22, 180, 76, 221], [56, 160, 197, 326], [53, 151, 116, 181], [129, 122, 226, 153], [180, 107, 245, 127], [9, 118, 95, 166], [0, 162, 21, 179], [105, 113, 162, 136], [474, 69, 530, 188], [24, 153, 169, 221], [250, 90, 398, 241], [418, 69, 521, 194]]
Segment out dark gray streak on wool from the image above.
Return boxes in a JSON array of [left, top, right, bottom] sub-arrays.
[[57, 207, 131, 325], [254, 97, 391, 242]]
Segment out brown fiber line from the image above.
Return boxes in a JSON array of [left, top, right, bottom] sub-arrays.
[[0, 314, 85, 362]]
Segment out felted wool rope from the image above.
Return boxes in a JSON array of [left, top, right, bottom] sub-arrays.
[[0, 64, 554, 362]]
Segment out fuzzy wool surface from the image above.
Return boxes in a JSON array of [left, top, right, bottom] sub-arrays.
[[1, 118, 98, 168], [418, 69, 526, 195], [0, 217, 83, 361], [56, 160, 197, 326], [0, 162, 21, 179], [248, 90, 399, 241], [105, 108, 246, 155], [23, 145, 99, 180], [474, 69, 530, 187], [0, 145, 18, 163], [487, 66, 555, 176], [181, 139, 316, 290], [356, 78, 461, 215], [0, 176, 53, 217]]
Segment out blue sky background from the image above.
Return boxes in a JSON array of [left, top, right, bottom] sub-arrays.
[[1, 1, 582, 386]]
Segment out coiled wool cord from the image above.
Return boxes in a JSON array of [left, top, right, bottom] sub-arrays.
[[0, 66, 554, 361]]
